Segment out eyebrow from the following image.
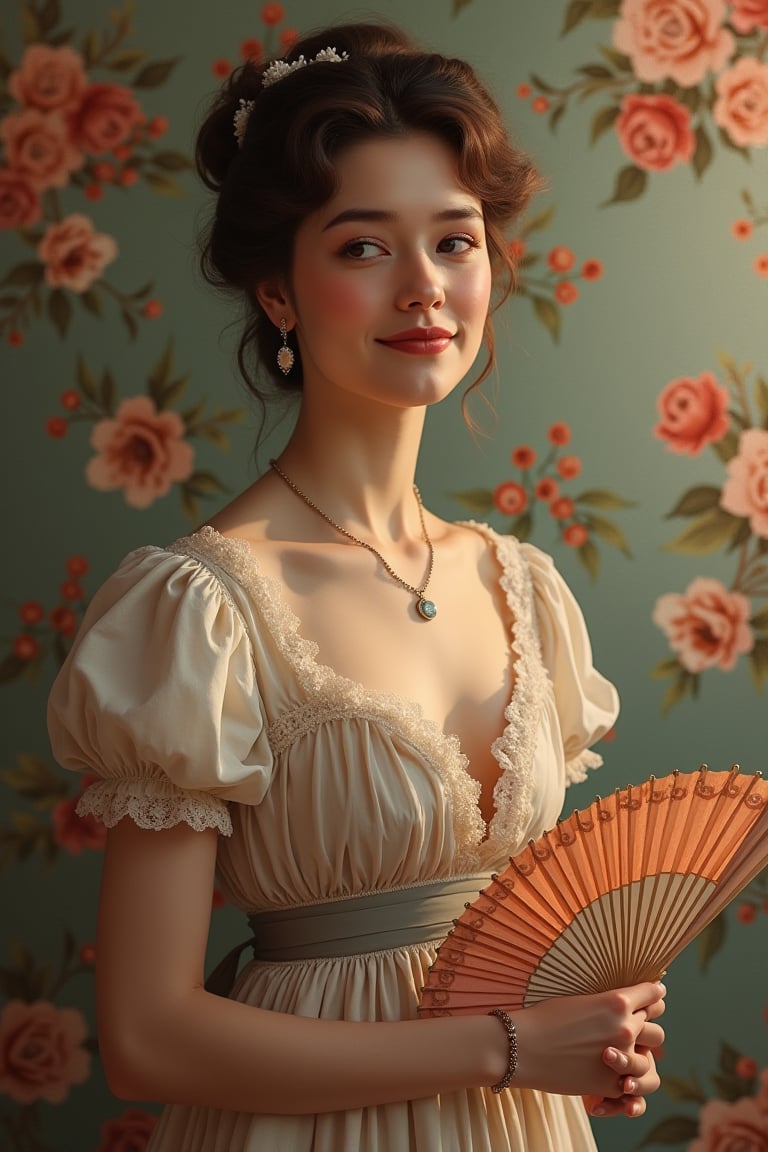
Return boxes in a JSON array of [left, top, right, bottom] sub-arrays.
[[321, 206, 484, 231]]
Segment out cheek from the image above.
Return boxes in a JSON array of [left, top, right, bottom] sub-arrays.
[[296, 267, 377, 331]]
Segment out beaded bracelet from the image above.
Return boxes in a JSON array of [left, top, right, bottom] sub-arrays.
[[488, 1008, 518, 1093]]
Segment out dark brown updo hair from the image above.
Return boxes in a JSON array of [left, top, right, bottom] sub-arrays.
[[196, 22, 539, 432]]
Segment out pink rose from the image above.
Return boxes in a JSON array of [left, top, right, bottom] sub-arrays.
[[729, 0, 768, 32], [0, 108, 83, 189], [653, 578, 754, 673], [37, 214, 118, 292], [689, 1096, 768, 1151], [97, 1108, 158, 1152], [68, 83, 144, 154], [0, 999, 90, 1104], [653, 371, 730, 454], [613, 0, 734, 86], [52, 796, 107, 853], [0, 167, 42, 229], [615, 93, 696, 171], [721, 427, 768, 536], [86, 396, 195, 509], [8, 44, 88, 112], [714, 56, 768, 147]]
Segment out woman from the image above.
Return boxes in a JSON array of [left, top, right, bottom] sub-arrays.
[[47, 21, 665, 1152]]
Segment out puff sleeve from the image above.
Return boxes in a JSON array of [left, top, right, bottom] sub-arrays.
[[522, 543, 619, 786], [47, 546, 274, 836]]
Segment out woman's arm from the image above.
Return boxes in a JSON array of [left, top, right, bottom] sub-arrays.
[[97, 818, 664, 1114]]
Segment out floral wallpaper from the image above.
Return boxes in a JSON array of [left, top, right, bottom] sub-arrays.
[[1, 2, 767, 1150]]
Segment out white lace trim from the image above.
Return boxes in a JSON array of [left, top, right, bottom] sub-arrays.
[[167, 524, 548, 868], [458, 522, 549, 852], [76, 775, 233, 835], [564, 748, 604, 786]]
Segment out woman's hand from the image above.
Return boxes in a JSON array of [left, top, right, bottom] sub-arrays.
[[511, 982, 666, 1101], [584, 984, 666, 1119]]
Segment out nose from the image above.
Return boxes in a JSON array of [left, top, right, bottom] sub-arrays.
[[395, 251, 446, 311]]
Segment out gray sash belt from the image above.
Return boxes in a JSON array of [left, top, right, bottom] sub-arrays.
[[205, 874, 491, 997]]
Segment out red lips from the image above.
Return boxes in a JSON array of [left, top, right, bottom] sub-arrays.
[[377, 326, 455, 354]]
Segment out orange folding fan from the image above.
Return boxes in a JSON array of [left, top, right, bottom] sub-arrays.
[[419, 766, 768, 1016]]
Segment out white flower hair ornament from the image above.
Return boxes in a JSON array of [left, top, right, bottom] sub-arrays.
[[233, 47, 350, 149]]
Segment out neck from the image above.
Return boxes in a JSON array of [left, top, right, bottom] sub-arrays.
[[277, 393, 428, 544]]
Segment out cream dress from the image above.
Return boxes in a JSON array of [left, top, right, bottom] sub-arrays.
[[47, 522, 619, 1152]]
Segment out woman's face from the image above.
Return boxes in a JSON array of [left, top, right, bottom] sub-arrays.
[[286, 132, 493, 412]]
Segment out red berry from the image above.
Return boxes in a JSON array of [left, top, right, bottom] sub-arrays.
[[147, 115, 169, 138], [261, 2, 285, 25], [550, 497, 575, 520], [737, 902, 757, 924], [555, 281, 579, 305], [46, 416, 68, 438], [8, 330, 24, 347], [79, 943, 96, 964], [13, 634, 40, 660], [511, 445, 536, 469], [50, 606, 77, 635], [142, 299, 163, 319], [60, 580, 84, 601], [66, 555, 89, 577], [563, 523, 588, 547], [19, 600, 44, 624], [547, 422, 571, 446], [60, 390, 80, 410], [548, 246, 576, 273]]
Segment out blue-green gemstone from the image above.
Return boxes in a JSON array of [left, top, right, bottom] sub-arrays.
[[417, 598, 437, 620]]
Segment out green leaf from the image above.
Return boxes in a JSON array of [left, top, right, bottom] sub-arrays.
[[20, 2, 41, 42], [748, 637, 768, 691], [692, 123, 713, 180], [698, 912, 725, 973], [717, 125, 750, 159], [39, 0, 62, 33], [79, 286, 102, 316], [590, 103, 620, 145], [661, 670, 697, 715], [1, 261, 44, 288], [663, 507, 740, 555], [120, 307, 139, 340], [147, 343, 174, 399], [755, 375, 768, 424], [520, 205, 556, 237], [577, 538, 601, 582], [650, 657, 682, 680], [597, 45, 632, 72], [531, 295, 561, 342], [639, 1115, 700, 1146], [133, 58, 178, 88], [590, 0, 622, 15], [0, 653, 30, 685], [665, 485, 722, 518], [48, 289, 73, 338], [77, 354, 99, 403], [749, 605, 768, 632], [577, 63, 614, 79], [185, 470, 226, 495], [156, 376, 189, 410], [180, 486, 200, 522], [662, 1073, 707, 1104], [150, 150, 192, 172], [711, 428, 740, 464], [143, 170, 183, 196], [0, 755, 68, 808], [603, 164, 648, 207], [678, 86, 702, 113], [575, 488, 635, 510], [446, 488, 495, 516], [548, 104, 566, 133], [583, 513, 631, 555], [510, 511, 532, 542], [100, 369, 117, 415], [530, 73, 558, 95], [728, 516, 751, 552], [561, 0, 592, 35], [81, 27, 100, 68], [107, 48, 146, 71]]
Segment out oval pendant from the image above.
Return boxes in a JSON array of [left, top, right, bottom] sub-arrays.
[[417, 598, 437, 621]]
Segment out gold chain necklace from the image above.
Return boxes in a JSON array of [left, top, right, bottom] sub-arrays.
[[269, 459, 437, 621]]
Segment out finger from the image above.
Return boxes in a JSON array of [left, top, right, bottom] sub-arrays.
[[619, 982, 666, 1013], [604, 1048, 649, 1079], [645, 997, 667, 1022], [636, 1022, 665, 1050]]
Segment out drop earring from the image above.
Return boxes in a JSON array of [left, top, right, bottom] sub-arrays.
[[277, 318, 295, 376]]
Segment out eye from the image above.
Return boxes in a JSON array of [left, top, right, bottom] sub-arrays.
[[339, 238, 387, 260], [437, 234, 480, 255]]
